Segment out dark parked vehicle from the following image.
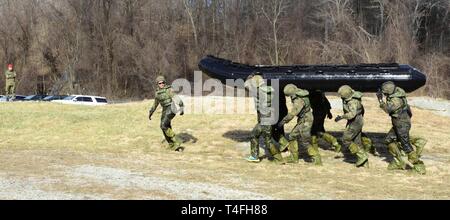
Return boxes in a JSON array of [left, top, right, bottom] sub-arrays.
[[0, 95, 27, 102], [15, 95, 27, 101], [23, 95, 48, 102], [43, 95, 68, 102]]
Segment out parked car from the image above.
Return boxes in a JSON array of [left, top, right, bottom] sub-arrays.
[[52, 95, 108, 106], [0, 95, 26, 102], [23, 95, 49, 102], [43, 95, 68, 102]]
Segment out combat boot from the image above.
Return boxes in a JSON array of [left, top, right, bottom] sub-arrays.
[[171, 136, 184, 152], [279, 136, 290, 152], [411, 138, 427, 158], [271, 154, 286, 165], [307, 145, 323, 166], [362, 136, 378, 156], [312, 154, 323, 166], [311, 136, 319, 149], [164, 128, 178, 150], [322, 133, 341, 153], [349, 143, 368, 167], [355, 149, 369, 168], [387, 142, 406, 170], [333, 142, 342, 154], [388, 158, 406, 170], [286, 140, 299, 164], [269, 143, 286, 164], [408, 151, 426, 175]]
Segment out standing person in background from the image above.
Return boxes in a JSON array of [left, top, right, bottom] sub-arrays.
[[5, 64, 16, 101]]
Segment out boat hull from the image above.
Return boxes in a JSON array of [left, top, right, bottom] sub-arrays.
[[199, 56, 427, 93]]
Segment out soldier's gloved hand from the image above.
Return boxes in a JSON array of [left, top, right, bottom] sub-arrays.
[[376, 89, 384, 103], [327, 112, 333, 120], [334, 115, 343, 123]]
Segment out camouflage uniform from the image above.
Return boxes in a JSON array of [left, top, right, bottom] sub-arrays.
[[336, 86, 369, 167], [400, 137, 427, 158], [245, 75, 283, 163], [5, 70, 16, 101], [279, 84, 322, 165], [361, 133, 377, 156], [149, 76, 184, 151], [378, 82, 426, 174], [309, 90, 342, 153]]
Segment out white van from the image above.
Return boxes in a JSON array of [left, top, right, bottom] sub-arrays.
[[52, 95, 108, 106]]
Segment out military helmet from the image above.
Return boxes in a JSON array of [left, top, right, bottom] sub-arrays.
[[245, 75, 264, 89], [381, 81, 396, 95], [252, 75, 264, 87], [338, 85, 354, 100], [156, 75, 166, 84], [283, 84, 298, 96]]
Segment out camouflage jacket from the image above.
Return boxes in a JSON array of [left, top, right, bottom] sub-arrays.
[[281, 89, 311, 124], [380, 87, 411, 118], [342, 91, 365, 120], [149, 85, 184, 116], [5, 70, 16, 80]]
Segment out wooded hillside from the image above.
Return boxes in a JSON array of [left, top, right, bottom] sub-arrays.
[[0, 0, 449, 98]]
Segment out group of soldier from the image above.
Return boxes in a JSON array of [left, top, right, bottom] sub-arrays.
[[149, 73, 427, 175], [2, 63, 427, 175], [243, 74, 426, 174]]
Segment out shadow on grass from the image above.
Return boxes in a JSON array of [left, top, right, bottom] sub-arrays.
[[222, 130, 253, 143], [178, 133, 199, 144]]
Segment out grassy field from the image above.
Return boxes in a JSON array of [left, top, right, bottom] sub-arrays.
[[0, 97, 449, 200]]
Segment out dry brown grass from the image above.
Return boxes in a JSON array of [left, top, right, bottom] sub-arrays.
[[0, 97, 449, 200]]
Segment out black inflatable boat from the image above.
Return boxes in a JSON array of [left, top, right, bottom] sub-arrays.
[[199, 55, 427, 92]]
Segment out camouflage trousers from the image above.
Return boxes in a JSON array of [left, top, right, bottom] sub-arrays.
[[251, 123, 281, 159], [343, 115, 364, 154], [5, 81, 15, 100], [288, 112, 313, 147], [160, 107, 181, 150], [287, 111, 322, 161], [385, 112, 426, 173], [385, 113, 414, 153]]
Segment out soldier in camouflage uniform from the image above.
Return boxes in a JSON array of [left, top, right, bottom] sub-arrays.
[[377, 81, 426, 174], [245, 75, 284, 163], [335, 85, 369, 168], [149, 76, 185, 152], [278, 84, 322, 165], [309, 90, 342, 153], [4, 64, 16, 101]]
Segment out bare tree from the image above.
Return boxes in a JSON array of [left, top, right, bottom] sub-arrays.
[[0, 0, 448, 99], [259, 0, 288, 65]]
